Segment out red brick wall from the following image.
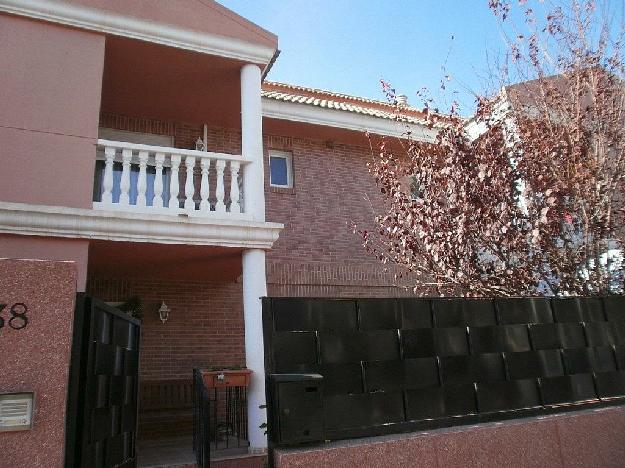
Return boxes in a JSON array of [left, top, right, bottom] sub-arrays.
[[99, 112, 241, 154], [98, 112, 419, 299], [263, 133, 419, 297], [87, 277, 245, 380]]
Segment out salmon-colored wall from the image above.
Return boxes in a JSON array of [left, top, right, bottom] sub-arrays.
[[0, 235, 88, 292], [0, 14, 105, 208], [0, 259, 77, 468], [275, 406, 625, 468], [66, 0, 277, 49]]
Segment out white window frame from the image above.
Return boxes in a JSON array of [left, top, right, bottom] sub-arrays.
[[269, 150, 294, 188]]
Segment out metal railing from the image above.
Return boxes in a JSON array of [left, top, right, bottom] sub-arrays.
[[193, 368, 211, 468]]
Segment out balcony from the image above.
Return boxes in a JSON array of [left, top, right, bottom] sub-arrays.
[[0, 136, 280, 250], [93, 139, 250, 220], [0, 34, 281, 252]]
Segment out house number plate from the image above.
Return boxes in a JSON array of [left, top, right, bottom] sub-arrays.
[[0, 393, 34, 431], [0, 303, 29, 331]]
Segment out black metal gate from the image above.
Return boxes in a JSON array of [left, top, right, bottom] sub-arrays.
[[193, 368, 211, 468], [65, 294, 141, 468]]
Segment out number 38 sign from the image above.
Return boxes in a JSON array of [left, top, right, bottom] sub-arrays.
[[0, 303, 29, 331]]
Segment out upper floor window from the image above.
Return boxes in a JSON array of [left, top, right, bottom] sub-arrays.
[[269, 150, 293, 188]]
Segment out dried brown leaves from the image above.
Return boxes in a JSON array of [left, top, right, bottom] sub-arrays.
[[361, 1, 625, 297]]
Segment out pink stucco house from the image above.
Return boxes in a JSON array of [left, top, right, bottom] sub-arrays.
[[0, 0, 437, 465]]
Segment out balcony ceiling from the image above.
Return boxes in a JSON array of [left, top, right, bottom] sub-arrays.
[[88, 240, 243, 282], [101, 36, 244, 129]]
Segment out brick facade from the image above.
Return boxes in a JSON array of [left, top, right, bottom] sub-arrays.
[[87, 277, 245, 380], [96, 112, 418, 301], [86, 276, 245, 439], [263, 132, 417, 297]]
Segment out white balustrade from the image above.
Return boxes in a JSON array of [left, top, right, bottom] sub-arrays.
[[215, 160, 226, 213], [170, 154, 181, 212], [230, 161, 241, 214], [136, 150, 148, 207], [102, 147, 115, 204], [119, 148, 132, 205], [184, 156, 196, 212], [200, 158, 210, 212], [93, 139, 251, 219], [153, 152, 165, 208]]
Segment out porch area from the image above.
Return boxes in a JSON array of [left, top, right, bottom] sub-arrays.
[[87, 240, 270, 467], [84, 33, 277, 467]]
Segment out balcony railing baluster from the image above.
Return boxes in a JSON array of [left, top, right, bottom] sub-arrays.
[[184, 156, 196, 212], [154, 152, 165, 208], [230, 161, 241, 213], [136, 150, 148, 207], [215, 160, 226, 213], [200, 158, 211, 213], [93, 139, 250, 219], [119, 148, 132, 205], [170, 154, 181, 211]]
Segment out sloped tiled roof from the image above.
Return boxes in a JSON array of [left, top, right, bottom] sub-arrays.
[[261, 81, 434, 125]]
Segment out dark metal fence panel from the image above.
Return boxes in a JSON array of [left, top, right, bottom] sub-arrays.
[[263, 297, 625, 448], [65, 295, 141, 468], [193, 369, 211, 468]]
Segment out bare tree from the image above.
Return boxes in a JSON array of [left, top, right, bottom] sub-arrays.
[[361, 0, 625, 297]]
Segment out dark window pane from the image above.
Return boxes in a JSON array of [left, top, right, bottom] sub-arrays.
[[93, 160, 105, 202], [112, 161, 122, 203], [270, 156, 288, 186]]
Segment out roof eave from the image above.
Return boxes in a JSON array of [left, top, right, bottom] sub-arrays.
[[262, 98, 439, 141]]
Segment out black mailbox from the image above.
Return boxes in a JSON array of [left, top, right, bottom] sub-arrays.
[[269, 374, 325, 446]]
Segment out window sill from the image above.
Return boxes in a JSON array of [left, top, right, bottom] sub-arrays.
[[270, 186, 295, 195]]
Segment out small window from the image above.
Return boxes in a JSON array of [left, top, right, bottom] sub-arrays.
[[269, 150, 293, 188]]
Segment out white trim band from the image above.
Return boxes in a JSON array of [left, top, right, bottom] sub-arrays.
[[0, 202, 283, 249], [0, 0, 276, 63], [262, 98, 438, 142]]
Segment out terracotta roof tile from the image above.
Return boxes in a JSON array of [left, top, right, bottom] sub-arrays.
[[261, 81, 436, 125]]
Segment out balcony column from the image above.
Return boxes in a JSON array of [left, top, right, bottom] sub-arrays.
[[240, 63, 265, 222], [241, 63, 269, 452], [242, 248, 267, 452]]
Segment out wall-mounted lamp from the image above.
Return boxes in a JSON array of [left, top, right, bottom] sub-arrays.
[[158, 301, 170, 324], [195, 137, 206, 151]]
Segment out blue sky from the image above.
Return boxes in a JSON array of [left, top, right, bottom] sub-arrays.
[[220, 0, 516, 113]]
